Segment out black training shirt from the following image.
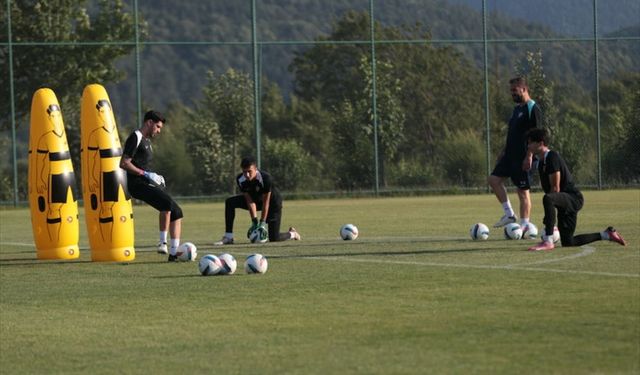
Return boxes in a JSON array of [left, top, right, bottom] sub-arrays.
[[122, 130, 153, 176], [505, 100, 541, 161], [237, 170, 282, 207], [538, 150, 580, 195]]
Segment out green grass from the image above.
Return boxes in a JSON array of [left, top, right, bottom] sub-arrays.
[[1, 190, 639, 374]]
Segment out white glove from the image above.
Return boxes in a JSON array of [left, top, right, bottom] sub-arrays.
[[143, 171, 165, 188]]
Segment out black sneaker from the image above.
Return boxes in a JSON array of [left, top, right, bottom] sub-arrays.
[[167, 254, 178, 262]]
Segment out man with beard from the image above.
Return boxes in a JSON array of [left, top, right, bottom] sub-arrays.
[[488, 77, 542, 231]]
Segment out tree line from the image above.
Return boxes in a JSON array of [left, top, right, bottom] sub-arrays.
[[1, 1, 638, 201]]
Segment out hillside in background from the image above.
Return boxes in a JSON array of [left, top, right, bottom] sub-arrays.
[[449, 0, 640, 36], [106, 0, 638, 120]]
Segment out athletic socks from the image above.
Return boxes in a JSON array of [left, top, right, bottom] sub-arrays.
[[160, 231, 168, 244], [502, 201, 515, 217], [169, 238, 180, 256]]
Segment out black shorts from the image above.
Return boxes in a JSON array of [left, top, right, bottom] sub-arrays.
[[491, 155, 531, 190], [128, 176, 183, 221]]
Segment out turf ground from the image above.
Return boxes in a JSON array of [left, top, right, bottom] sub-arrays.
[[1, 190, 639, 374]]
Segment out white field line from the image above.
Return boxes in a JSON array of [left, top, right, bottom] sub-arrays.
[[252, 245, 638, 279], [505, 246, 595, 267], [298, 254, 639, 278], [3, 241, 638, 278]]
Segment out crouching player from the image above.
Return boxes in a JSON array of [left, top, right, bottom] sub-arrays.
[[214, 156, 300, 245], [526, 128, 626, 251]]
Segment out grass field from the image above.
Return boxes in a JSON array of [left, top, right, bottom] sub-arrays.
[[1, 190, 639, 374]]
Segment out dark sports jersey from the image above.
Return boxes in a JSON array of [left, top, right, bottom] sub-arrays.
[[237, 170, 282, 208], [538, 150, 580, 195], [122, 130, 153, 175], [505, 100, 541, 161]]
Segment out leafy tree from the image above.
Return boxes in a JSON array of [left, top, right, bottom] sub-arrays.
[[201, 69, 254, 192], [290, 10, 483, 188], [350, 55, 405, 188], [1, 0, 143, 130], [183, 116, 227, 195], [288, 97, 335, 191], [437, 130, 485, 187], [151, 103, 196, 195], [262, 138, 314, 192], [260, 80, 292, 140], [601, 72, 640, 183], [331, 99, 374, 190]]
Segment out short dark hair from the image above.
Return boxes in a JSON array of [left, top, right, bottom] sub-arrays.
[[527, 128, 550, 145], [144, 110, 165, 123], [240, 156, 257, 169], [509, 76, 528, 89]]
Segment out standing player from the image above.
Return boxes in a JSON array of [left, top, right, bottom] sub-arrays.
[[526, 128, 626, 251], [214, 156, 300, 245], [488, 76, 541, 229], [120, 110, 184, 261]]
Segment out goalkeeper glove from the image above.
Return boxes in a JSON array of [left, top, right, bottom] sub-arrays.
[[143, 171, 165, 188], [247, 217, 259, 239]]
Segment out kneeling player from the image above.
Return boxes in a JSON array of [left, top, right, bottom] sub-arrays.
[[526, 128, 626, 251]]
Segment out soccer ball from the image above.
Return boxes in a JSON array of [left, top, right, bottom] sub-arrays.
[[176, 242, 197, 261], [504, 223, 523, 240], [218, 253, 237, 275], [198, 254, 223, 276], [470, 223, 490, 240], [244, 253, 268, 274], [340, 224, 359, 240], [249, 227, 268, 244], [521, 223, 539, 240], [541, 226, 561, 243]]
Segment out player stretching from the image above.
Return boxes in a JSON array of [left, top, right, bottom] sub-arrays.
[[526, 128, 626, 251]]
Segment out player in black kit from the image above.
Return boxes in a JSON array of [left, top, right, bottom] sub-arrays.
[[120, 110, 184, 261], [489, 77, 541, 230], [214, 156, 300, 245], [525, 128, 626, 251]]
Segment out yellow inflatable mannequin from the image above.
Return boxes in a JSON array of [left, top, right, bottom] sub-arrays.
[[28, 88, 80, 260], [80, 84, 135, 262]]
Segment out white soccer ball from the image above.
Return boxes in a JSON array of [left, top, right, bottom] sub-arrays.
[[176, 242, 198, 261], [541, 226, 561, 243], [199, 254, 223, 276], [218, 253, 237, 275], [249, 227, 268, 244], [340, 224, 359, 240], [470, 223, 490, 240], [503, 223, 523, 240], [244, 253, 268, 274], [521, 223, 539, 240]]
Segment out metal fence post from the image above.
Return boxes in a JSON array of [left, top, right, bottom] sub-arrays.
[[370, 0, 380, 195]]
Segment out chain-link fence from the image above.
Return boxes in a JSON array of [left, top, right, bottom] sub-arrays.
[[2, 0, 639, 205]]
